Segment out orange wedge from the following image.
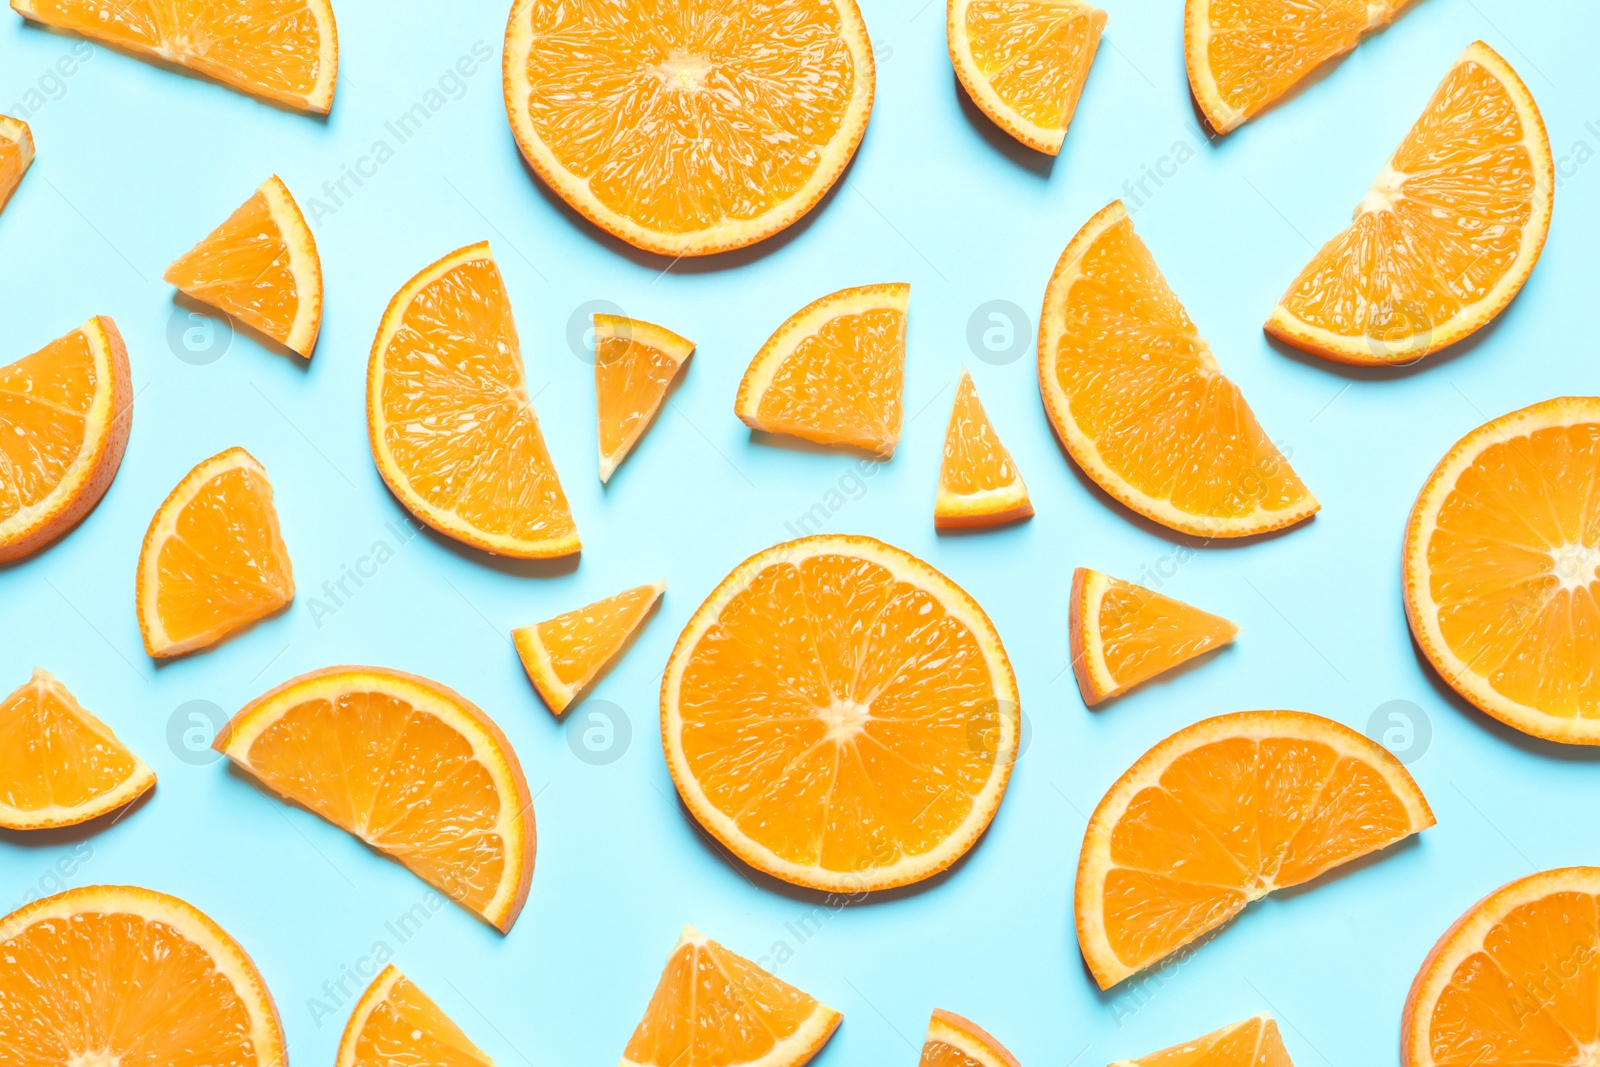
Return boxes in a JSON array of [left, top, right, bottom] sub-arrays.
[[0, 885, 285, 1066], [11, 0, 337, 112], [1076, 709, 1434, 988], [369, 241, 579, 559], [921, 1009, 1020, 1067], [1404, 397, 1600, 744], [214, 666, 535, 932], [937, 369, 1032, 529], [663, 534, 1019, 892], [1404, 867, 1600, 1067], [1040, 201, 1317, 537], [136, 447, 294, 657], [622, 926, 841, 1067], [165, 175, 323, 358], [735, 283, 909, 458], [338, 964, 494, 1067], [1070, 567, 1238, 706], [595, 315, 693, 483], [514, 580, 665, 717], [503, 0, 873, 257], [947, 0, 1105, 155], [0, 114, 33, 213], [1267, 43, 1552, 365], [0, 669, 155, 829], [0, 316, 131, 563], [1112, 1014, 1293, 1067]]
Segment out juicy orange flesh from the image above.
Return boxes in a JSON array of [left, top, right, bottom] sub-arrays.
[[1095, 578, 1235, 691], [941, 374, 1022, 497], [1053, 216, 1308, 520], [0, 910, 260, 1066], [240, 690, 508, 915], [535, 585, 658, 688], [1200, 0, 1373, 123], [379, 256, 575, 544], [624, 938, 821, 1067], [677, 553, 1000, 874], [352, 974, 492, 1067], [164, 188, 299, 344], [1103, 736, 1413, 969], [0, 330, 96, 529], [921, 1040, 985, 1067], [1132, 1017, 1290, 1067], [155, 465, 292, 646], [515, 0, 856, 236], [756, 308, 905, 453], [0, 676, 140, 814], [596, 334, 681, 467], [0, 135, 24, 203], [1426, 422, 1600, 718], [1279, 57, 1536, 341], [964, 0, 1102, 130]]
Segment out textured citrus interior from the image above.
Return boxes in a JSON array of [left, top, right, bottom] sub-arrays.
[[0, 671, 145, 818], [751, 303, 906, 455], [595, 320, 690, 479], [1094, 576, 1236, 692], [532, 585, 659, 690], [0, 330, 96, 531], [348, 970, 493, 1067], [165, 184, 301, 346], [941, 372, 1022, 497], [962, 0, 1102, 130], [0, 120, 28, 207], [1121, 1016, 1291, 1067], [1197, 0, 1384, 126]]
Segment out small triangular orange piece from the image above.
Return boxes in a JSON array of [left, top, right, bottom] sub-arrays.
[[594, 316, 693, 482], [1070, 567, 1237, 705], [936, 370, 1032, 529], [513, 581, 665, 715], [1111, 1014, 1293, 1067]]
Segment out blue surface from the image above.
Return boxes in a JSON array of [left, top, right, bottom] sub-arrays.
[[1, 0, 1596, 1063]]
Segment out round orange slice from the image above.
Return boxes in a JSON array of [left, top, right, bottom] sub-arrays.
[[0, 113, 34, 212], [1070, 567, 1238, 706], [0, 885, 285, 1066], [595, 315, 694, 483], [921, 1009, 1020, 1067], [1111, 1014, 1292, 1067], [1040, 201, 1317, 537], [662, 534, 1020, 893], [1404, 397, 1600, 744], [214, 666, 535, 933], [502, 0, 873, 256], [1076, 709, 1433, 989], [936, 369, 1033, 529], [338, 964, 494, 1067], [1266, 42, 1552, 365], [0, 316, 131, 563], [369, 241, 579, 559]]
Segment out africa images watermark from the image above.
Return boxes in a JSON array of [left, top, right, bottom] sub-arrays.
[[7, 41, 94, 120], [302, 515, 425, 628]]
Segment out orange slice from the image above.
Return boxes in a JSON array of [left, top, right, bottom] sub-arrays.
[[136, 446, 294, 658], [1403, 866, 1600, 1067], [369, 241, 579, 559], [947, 0, 1105, 155], [1404, 397, 1600, 744], [937, 369, 1032, 529], [1039, 201, 1317, 537], [921, 1009, 1020, 1067], [1186, 0, 1408, 134], [622, 926, 841, 1067], [514, 580, 665, 717], [0, 885, 284, 1066], [1076, 709, 1434, 988], [0, 113, 33, 213], [1266, 43, 1552, 365], [1112, 1014, 1293, 1067], [735, 283, 908, 458], [0, 669, 155, 829], [595, 315, 693, 483], [214, 666, 535, 932], [0, 316, 131, 563], [663, 534, 1020, 892], [165, 175, 323, 358], [338, 964, 494, 1067], [11, 0, 337, 112], [502, 0, 873, 257], [1069, 567, 1238, 706]]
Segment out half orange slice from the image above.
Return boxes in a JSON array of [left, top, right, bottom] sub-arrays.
[[337, 964, 495, 1067], [1112, 1014, 1294, 1067], [595, 315, 693, 483], [936, 369, 1032, 529], [1070, 567, 1238, 705], [920, 1009, 1020, 1067], [0, 113, 33, 212], [514, 580, 665, 716]]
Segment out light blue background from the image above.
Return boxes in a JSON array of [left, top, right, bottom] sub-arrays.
[[1, 0, 1596, 1063]]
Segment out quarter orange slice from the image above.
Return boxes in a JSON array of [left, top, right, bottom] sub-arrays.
[[921, 1009, 1019, 1067], [502, 0, 873, 257], [1404, 397, 1600, 744], [622, 926, 841, 1067], [936, 369, 1032, 529], [1069, 567, 1238, 706], [165, 175, 323, 358], [0, 113, 33, 212], [1111, 1014, 1293, 1067], [214, 666, 535, 932], [1039, 201, 1317, 537], [1076, 709, 1433, 988], [338, 964, 494, 1067], [0, 316, 131, 563], [663, 534, 1019, 892], [1403, 867, 1600, 1067], [735, 283, 909, 458], [11, 0, 337, 112], [369, 241, 579, 559], [136, 446, 294, 657], [947, 0, 1105, 155], [0, 669, 155, 829], [0, 885, 285, 1066], [1266, 43, 1552, 365], [595, 315, 693, 483], [513, 580, 665, 716]]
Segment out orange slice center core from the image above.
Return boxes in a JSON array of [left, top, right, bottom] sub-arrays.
[[652, 51, 712, 90], [819, 697, 871, 743], [68, 1054, 120, 1067], [1357, 165, 1406, 215], [1552, 543, 1600, 592]]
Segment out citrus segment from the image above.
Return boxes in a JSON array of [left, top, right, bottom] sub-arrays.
[[0, 114, 33, 213], [337, 964, 495, 1067], [936, 369, 1032, 529], [1070, 567, 1238, 706], [1111, 1014, 1293, 1067], [514, 580, 666, 716], [1076, 710, 1433, 988], [595, 316, 693, 483], [214, 666, 535, 932], [921, 1009, 1020, 1067]]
